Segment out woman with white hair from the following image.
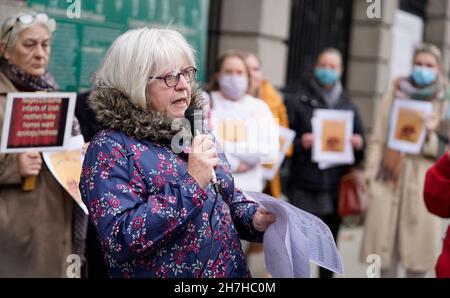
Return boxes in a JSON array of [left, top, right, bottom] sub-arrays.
[[80, 27, 276, 278], [0, 11, 87, 277]]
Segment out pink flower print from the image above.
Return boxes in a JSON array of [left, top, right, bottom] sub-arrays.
[[100, 171, 109, 180], [173, 250, 186, 266], [112, 224, 120, 236], [193, 267, 201, 277], [167, 196, 177, 204], [185, 175, 195, 185], [156, 265, 169, 278], [82, 167, 93, 178], [176, 156, 185, 165], [89, 181, 94, 190], [114, 243, 122, 253], [109, 198, 120, 209], [157, 161, 174, 175], [89, 199, 103, 224], [131, 216, 145, 229], [202, 212, 209, 221], [131, 145, 142, 160], [111, 146, 124, 159], [157, 153, 166, 161], [146, 259, 156, 271], [151, 202, 162, 214], [192, 191, 205, 207], [166, 217, 179, 232], [187, 223, 195, 233], [131, 235, 150, 254], [153, 176, 166, 188], [180, 208, 187, 218]]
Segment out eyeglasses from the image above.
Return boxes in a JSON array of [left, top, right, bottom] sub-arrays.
[[2, 13, 49, 38], [1, 13, 49, 57], [149, 66, 197, 88]]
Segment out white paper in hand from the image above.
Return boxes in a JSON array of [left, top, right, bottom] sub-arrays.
[[244, 191, 344, 277]]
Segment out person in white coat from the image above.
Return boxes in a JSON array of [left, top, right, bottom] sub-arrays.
[[205, 50, 278, 193]]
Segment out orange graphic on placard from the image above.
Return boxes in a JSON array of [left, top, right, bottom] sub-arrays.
[[217, 119, 247, 143], [48, 149, 83, 203], [322, 120, 346, 152], [395, 108, 424, 143]]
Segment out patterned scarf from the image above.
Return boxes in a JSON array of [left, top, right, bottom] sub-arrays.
[[311, 79, 343, 108], [0, 57, 59, 91]]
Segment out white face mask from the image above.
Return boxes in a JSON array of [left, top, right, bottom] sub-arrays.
[[218, 75, 248, 101]]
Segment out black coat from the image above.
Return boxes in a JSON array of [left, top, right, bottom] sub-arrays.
[[75, 90, 101, 142], [285, 81, 366, 193]]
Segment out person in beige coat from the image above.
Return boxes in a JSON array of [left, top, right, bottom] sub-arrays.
[[0, 12, 86, 277], [361, 44, 449, 278]]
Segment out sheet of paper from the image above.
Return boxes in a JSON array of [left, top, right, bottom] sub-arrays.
[[262, 126, 296, 181], [43, 135, 88, 214], [284, 205, 344, 274], [210, 99, 279, 166], [387, 98, 433, 154], [244, 191, 344, 277], [312, 109, 354, 165], [260, 202, 295, 277]]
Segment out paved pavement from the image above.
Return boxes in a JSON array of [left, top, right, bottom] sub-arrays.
[[246, 214, 449, 278]]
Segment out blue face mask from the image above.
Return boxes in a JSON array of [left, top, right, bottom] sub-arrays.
[[411, 66, 437, 86], [314, 67, 340, 86]]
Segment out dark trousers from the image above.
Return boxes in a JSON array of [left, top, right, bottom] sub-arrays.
[[86, 220, 109, 277], [318, 211, 341, 278]]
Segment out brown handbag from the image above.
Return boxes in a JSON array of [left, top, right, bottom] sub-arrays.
[[338, 168, 369, 217]]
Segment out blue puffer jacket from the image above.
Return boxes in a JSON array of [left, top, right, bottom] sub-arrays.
[[79, 87, 263, 278]]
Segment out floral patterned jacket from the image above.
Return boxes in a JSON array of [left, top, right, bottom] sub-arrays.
[[79, 87, 263, 278]]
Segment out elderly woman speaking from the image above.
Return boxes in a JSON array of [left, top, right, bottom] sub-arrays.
[[0, 11, 87, 277], [80, 27, 276, 278]]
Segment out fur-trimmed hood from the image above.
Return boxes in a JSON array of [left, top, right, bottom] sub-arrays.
[[88, 86, 204, 143]]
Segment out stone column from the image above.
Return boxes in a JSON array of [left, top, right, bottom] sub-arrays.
[[346, 0, 398, 132], [0, 0, 26, 27], [424, 0, 450, 77], [218, 0, 290, 88]]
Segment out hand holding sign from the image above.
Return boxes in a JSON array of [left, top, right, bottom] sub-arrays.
[[425, 112, 439, 132], [18, 151, 42, 177]]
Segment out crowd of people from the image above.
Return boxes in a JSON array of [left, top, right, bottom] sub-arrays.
[[0, 10, 449, 278]]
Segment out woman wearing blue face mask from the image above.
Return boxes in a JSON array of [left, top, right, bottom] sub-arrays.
[[361, 43, 450, 278], [284, 48, 366, 278]]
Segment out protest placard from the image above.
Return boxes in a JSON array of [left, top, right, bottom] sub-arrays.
[[387, 98, 433, 154], [312, 109, 354, 165], [1, 92, 76, 153]]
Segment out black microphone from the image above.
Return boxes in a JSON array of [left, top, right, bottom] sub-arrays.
[[184, 106, 219, 193]]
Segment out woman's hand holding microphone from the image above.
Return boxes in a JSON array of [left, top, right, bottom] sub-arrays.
[[188, 134, 276, 232], [188, 134, 219, 190]]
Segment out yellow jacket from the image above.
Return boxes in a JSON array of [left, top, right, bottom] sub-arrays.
[[258, 80, 292, 198]]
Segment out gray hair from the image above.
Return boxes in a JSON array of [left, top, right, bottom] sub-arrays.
[[0, 11, 56, 52], [93, 27, 197, 110], [413, 43, 442, 66], [317, 47, 343, 64]]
